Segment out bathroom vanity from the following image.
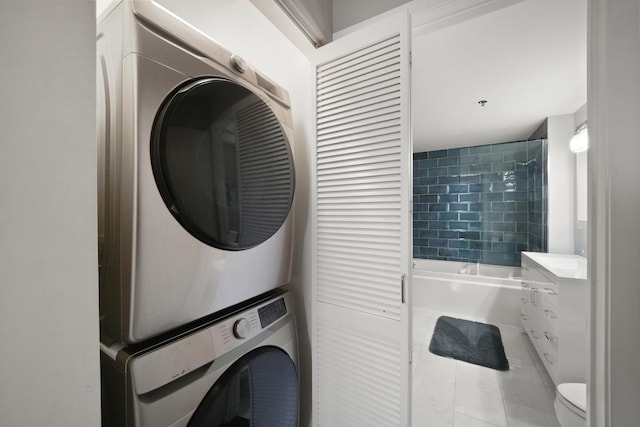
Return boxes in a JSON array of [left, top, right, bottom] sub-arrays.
[[520, 252, 588, 384]]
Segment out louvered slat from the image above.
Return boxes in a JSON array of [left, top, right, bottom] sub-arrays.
[[317, 315, 401, 426], [316, 33, 402, 320]]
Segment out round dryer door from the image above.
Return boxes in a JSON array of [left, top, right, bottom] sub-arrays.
[[188, 346, 298, 427], [151, 77, 295, 251]]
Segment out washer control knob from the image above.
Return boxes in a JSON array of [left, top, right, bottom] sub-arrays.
[[232, 318, 251, 339], [230, 54, 247, 73]]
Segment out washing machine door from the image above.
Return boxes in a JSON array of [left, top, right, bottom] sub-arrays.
[[188, 346, 298, 427], [151, 77, 295, 251]]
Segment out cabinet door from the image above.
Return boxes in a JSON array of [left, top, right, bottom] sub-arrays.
[[521, 267, 542, 341], [520, 280, 532, 330], [522, 257, 558, 383]]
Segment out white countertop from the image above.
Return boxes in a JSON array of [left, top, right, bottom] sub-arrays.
[[522, 252, 587, 280]]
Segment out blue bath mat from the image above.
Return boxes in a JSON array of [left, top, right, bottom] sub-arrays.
[[429, 316, 509, 371]]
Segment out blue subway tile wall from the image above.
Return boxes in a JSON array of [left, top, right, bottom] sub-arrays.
[[413, 139, 548, 267]]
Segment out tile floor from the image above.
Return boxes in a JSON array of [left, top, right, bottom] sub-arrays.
[[412, 307, 561, 427]]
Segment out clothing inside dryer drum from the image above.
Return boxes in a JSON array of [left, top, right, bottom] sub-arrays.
[[151, 78, 295, 250], [187, 346, 299, 427]]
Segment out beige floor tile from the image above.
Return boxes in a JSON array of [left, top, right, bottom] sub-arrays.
[[454, 361, 508, 427], [453, 411, 502, 427], [498, 357, 556, 414], [413, 375, 455, 427], [504, 399, 562, 427]]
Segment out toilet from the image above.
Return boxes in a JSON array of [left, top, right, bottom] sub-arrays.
[[554, 383, 586, 427]]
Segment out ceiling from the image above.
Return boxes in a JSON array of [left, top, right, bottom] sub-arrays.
[[412, 0, 587, 152]]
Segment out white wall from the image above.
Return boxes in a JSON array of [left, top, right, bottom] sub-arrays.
[[547, 114, 576, 254], [97, 0, 112, 17], [148, 1, 315, 424], [589, 0, 640, 425], [574, 103, 588, 127], [333, 0, 410, 32], [0, 1, 101, 426]]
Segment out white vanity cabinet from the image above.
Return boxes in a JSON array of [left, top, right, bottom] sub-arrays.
[[520, 252, 588, 385]]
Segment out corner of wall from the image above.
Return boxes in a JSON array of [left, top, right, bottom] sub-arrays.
[[573, 103, 587, 127], [573, 103, 588, 257], [546, 114, 576, 254], [1, 1, 101, 425]]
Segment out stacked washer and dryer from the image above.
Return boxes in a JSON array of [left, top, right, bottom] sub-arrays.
[[97, 1, 298, 426]]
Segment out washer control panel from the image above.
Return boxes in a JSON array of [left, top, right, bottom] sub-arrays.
[[258, 297, 287, 328], [232, 318, 251, 339], [130, 293, 291, 395]]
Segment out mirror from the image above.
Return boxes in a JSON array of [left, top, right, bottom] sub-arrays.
[[576, 151, 588, 222]]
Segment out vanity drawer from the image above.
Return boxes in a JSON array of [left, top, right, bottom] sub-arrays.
[[540, 294, 559, 331], [541, 324, 558, 352], [541, 344, 558, 384], [529, 326, 558, 384], [539, 282, 559, 304]]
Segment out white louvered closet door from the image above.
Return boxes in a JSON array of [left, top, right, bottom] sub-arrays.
[[311, 11, 412, 427]]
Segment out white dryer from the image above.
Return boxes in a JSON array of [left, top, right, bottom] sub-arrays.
[[100, 289, 299, 427], [97, 0, 295, 344]]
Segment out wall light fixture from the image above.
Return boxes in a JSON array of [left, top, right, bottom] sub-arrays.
[[570, 121, 589, 153]]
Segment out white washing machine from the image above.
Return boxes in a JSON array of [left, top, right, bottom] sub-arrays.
[[100, 289, 299, 427], [97, 0, 296, 344]]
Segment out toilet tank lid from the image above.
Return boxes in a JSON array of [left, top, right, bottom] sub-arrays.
[[558, 383, 587, 412]]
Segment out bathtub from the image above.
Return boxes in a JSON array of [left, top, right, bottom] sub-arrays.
[[412, 259, 522, 327]]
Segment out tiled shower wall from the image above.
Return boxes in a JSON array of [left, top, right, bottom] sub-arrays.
[[413, 139, 548, 267], [525, 139, 547, 253]]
